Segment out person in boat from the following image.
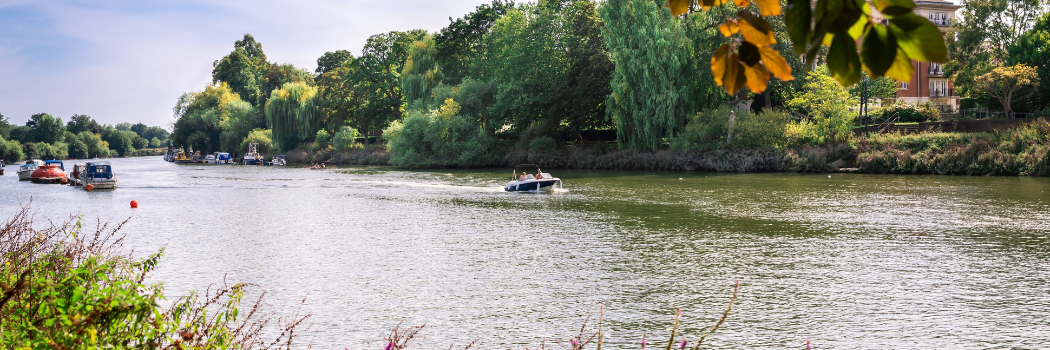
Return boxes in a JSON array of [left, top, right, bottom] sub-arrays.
[[519, 172, 527, 181], [535, 172, 544, 179]]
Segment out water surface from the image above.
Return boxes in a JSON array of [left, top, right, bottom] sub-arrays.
[[1, 157, 1048, 349]]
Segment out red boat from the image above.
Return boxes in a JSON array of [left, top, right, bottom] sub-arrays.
[[30, 161, 68, 184]]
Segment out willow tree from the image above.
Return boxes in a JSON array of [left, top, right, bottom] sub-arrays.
[[265, 82, 319, 151], [601, 0, 696, 150], [402, 35, 443, 108]]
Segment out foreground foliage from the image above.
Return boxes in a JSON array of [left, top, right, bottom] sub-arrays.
[[0, 206, 308, 349]]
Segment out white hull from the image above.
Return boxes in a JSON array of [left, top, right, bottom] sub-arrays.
[[82, 179, 117, 189], [17, 170, 33, 181]]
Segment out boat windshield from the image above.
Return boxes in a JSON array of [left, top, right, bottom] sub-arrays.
[[512, 164, 542, 179]]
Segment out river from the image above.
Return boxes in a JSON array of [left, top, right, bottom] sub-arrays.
[[1, 156, 1048, 349]]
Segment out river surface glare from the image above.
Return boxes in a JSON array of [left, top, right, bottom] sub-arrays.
[[2, 156, 1049, 349]]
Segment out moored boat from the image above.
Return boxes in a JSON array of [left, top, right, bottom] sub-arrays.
[[30, 160, 68, 184], [0, 159, 5, 175], [78, 161, 117, 189], [505, 164, 562, 192], [17, 160, 44, 181], [172, 150, 196, 164], [264, 155, 286, 166], [243, 143, 262, 165]]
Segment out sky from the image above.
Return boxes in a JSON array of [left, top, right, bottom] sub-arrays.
[[0, 0, 487, 128]]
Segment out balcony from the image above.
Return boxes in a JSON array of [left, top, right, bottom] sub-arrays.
[[928, 17, 950, 26], [929, 89, 952, 98], [929, 66, 944, 76]]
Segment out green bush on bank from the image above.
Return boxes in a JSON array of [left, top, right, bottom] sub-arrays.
[[868, 101, 942, 123], [856, 119, 1050, 175], [384, 109, 503, 168], [0, 136, 25, 162], [672, 107, 809, 151]]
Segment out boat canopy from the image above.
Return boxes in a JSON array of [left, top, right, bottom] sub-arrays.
[[512, 164, 542, 177], [44, 160, 64, 170], [85, 162, 113, 179]]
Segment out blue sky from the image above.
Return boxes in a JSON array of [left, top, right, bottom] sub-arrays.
[[0, 0, 486, 127]]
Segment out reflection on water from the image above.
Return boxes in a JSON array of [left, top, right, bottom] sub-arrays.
[[1, 157, 1048, 349]]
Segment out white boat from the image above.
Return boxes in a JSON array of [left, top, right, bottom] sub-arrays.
[[78, 162, 117, 189], [265, 155, 286, 166], [243, 143, 262, 165], [203, 152, 232, 165], [505, 164, 562, 192], [17, 160, 43, 181]]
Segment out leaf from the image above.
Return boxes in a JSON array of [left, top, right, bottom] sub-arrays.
[[667, 0, 691, 16], [719, 21, 740, 37], [737, 11, 776, 46], [827, 30, 862, 86], [711, 44, 732, 86], [701, 0, 730, 10], [754, 0, 782, 16], [759, 46, 794, 81], [738, 41, 762, 66], [889, 14, 948, 63], [745, 64, 771, 93], [734, 0, 751, 7], [724, 53, 748, 94], [884, 48, 914, 82], [871, 0, 915, 16], [861, 24, 898, 77], [785, 0, 812, 54]]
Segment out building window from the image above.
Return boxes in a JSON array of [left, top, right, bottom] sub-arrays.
[[928, 12, 948, 25], [930, 80, 948, 97], [929, 63, 943, 75], [901, 82, 908, 90]]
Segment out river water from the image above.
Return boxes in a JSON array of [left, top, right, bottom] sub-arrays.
[[1, 156, 1048, 349]]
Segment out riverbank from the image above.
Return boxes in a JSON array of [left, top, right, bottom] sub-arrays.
[[287, 119, 1050, 176]]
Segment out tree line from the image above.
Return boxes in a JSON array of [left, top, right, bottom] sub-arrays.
[[172, 0, 1043, 166], [0, 113, 169, 162]]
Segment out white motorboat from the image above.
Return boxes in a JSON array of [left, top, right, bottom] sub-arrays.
[[505, 164, 562, 192], [17, 159, 43, 181], [78, 161, 117, 189], [265, 155, 286, 166], [243, 143, 262, 165]]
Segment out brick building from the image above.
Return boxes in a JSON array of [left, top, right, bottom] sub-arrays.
[[871, 0, 962, 110]]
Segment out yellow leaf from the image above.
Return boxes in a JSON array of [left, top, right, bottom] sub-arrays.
[[754, 0, 782, 16], [745, 64, 770, 93], [700, 0, 729, 10], [738, 16, 776, 46], [724, 53, 747, 94], [734, 0, 751, 7], [884, 48, 913, 82], [667, 0, 691, 16], [758, 46, 794, 81], [719, 21, 739, 37], [711, 44, 732, 86]]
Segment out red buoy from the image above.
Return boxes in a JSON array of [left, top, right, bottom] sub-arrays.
[[130, 200, 138, 208], [85, 184, 94, 191]]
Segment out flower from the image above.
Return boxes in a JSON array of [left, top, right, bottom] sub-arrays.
[[679, 339, 688, 349], [640, 337, 647, 350], [385, 342, 394, 350]]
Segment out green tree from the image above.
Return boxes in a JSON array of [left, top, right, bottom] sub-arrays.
[[435, 0, 516, 85], [257, 63, 315, 110], [315, 50, 354, 75], [786, 66, 858, 143], [77, 131, 110, 158], [946, 0, 1047, 98], [212, 34, 268, 108], [150, 137, 162, 148], [114, 122, 133, 131], [0, 112, 11, 139], [557, 0, 615, 133], [976, 64, 1040, 117], [66, 114, 101, 134], [351, 31, 424, 142], [9, 125, 32, 144], [29, 113, 66, 144], [0, 135, 25, 162], [171, 83, 244, 153], [601, 0, 697, 149], [402, 35, 443, 108], [265, 82, 319, 151], [1009, 12, 1050, 109]]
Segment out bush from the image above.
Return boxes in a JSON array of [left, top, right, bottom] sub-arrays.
[[68, 137, 89, 159], [0, 205, 308, 348], [0, 136, 25, 162], [240, 128, 273, 155], [78, 132, 111, 158], [35, 142, 68, 160], [528, 136, 557, 153], [313, 129, 331, 151], [870, 102, 941, 123], [672, 107, 800, 151], [385, 110, 503, 167], [332, 126, 362, 151], [150, 137, 162, 148], [132, 135, 149, 150]]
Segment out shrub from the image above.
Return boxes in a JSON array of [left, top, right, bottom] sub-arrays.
[[528, 136, 557, 153], [332, 126, 362, 151], [672, 107, 800, 151], [870, 102, 941, 123], [0, 136, 24, 162], [35, 142, 68, 160], [314, 129, 332, 151], [385, 110, 503, 167], [0, 205, 308, 348]]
